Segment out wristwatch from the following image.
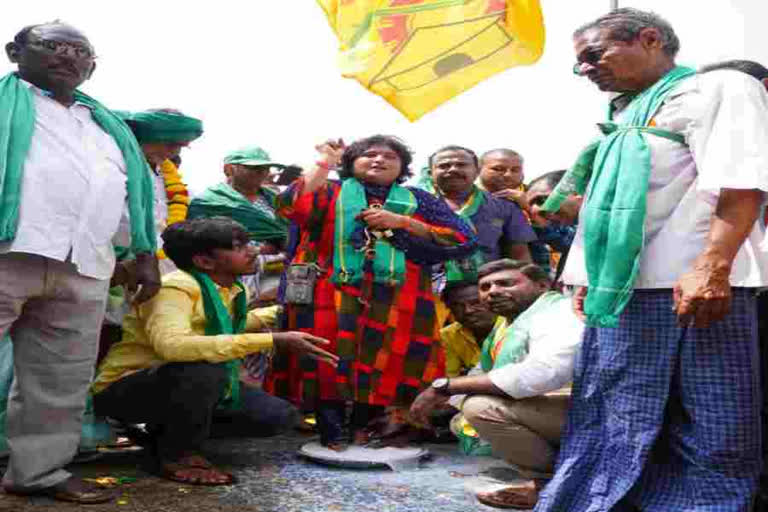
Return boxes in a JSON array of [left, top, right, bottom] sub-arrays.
[[431, 377, 451, 396]]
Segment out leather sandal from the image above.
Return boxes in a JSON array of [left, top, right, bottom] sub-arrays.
[[160, 453, 234, 486], [6, 476, 117, 504], [475, 480, 540, 510]]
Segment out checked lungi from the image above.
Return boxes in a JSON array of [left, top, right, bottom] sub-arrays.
[[536, 289, 761, 512]]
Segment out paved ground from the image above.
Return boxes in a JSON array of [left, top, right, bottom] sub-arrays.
[[0, 432, 529, 512]]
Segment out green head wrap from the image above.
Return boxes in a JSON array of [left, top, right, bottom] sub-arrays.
[[117, 110, 203, 144]]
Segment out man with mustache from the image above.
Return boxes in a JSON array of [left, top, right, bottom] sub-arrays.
[[410, 259, 583, 509], [428, 146, 535, 285], [0, 22, 159, 502], [539, 9, 768, 511]]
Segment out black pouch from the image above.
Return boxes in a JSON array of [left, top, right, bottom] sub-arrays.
[[284, 264, 319, 305]]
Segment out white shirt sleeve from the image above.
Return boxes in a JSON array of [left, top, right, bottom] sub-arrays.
[[685, 70, 768, 194], [488, 299, 584, 399]]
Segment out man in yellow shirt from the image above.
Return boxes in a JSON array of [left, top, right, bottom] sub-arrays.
[[440, 280, 497, 377], [93, 218, 338, 486]]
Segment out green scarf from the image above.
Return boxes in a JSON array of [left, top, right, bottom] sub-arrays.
[[0, 73, 156, 254], [117, 110, 203, 143], [187, 269, 248, 411], [541, 66, 695, 327], [480, 291, 565, 372], [332, 178, 417, 286], [444, 186, 486, 282], [187, 183, 289, 243]]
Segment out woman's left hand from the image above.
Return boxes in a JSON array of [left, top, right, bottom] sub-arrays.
[[358, 208, 406, 230]]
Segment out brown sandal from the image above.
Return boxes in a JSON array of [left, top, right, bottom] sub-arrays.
[[160, 454, 234, 486], [476, 481, 540, 510]]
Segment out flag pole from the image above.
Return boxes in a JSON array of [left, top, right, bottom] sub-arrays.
[[610, 0, 619, 9]]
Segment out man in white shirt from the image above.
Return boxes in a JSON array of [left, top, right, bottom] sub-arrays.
[[537, 9, 768, 512], [0, 22, 159, 503], [409, 259, 583, 510]]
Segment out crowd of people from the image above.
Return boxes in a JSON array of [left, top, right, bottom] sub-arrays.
[[1, 7, 768, 512]]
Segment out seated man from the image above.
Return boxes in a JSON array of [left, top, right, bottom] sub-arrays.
[[410, 259, 583, 510], [440, 280, 498, 377], [92, 217, 338, 485]]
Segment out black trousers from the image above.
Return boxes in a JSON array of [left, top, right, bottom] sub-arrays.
[[94, 362, 298, 460]]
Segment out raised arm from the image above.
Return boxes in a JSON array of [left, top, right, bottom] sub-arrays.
[[302, 139, 345, 196]]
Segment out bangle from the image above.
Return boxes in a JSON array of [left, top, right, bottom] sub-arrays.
[[315, 160, 331, 170]]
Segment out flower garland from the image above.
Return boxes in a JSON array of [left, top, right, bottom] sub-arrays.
[[157, 159, 190, 259]]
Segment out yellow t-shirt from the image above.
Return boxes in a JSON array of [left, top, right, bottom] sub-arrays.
[[92, 270, 279, 393]]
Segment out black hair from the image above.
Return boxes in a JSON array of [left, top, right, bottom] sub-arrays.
[[338, 135, 413, 183], [574, 8, 680, 58], [428, 145, 479, 169], [161, 217, 250, 271], [480, 148, 523, 165], [699, 59, 768, 81], [441, 279, 478, 304], [477, 258, 550, 284], [528, 169, 567, 190]]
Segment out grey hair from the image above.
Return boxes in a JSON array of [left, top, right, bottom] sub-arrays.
[[574, 8, 680, 58]]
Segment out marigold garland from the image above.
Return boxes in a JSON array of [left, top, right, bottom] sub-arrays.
[[157, 159, 189, 259]]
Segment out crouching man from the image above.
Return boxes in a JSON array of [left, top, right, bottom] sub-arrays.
[[409, 259, 583, 509], [92, 218, 338, 485]]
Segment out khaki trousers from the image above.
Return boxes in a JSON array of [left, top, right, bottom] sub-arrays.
[[0, 253, 109, 490], [462, 390, 571, 477]]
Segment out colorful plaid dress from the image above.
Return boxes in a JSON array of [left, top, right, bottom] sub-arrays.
[[267, 178, 476, 408]]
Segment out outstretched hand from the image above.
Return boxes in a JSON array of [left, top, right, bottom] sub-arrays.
[[273, 331, 339, 367], [409, 388, 448, 428]]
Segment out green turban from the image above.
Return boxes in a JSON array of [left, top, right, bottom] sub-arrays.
[[117, 110, 203, 144]]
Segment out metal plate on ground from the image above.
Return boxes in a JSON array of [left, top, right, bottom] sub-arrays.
[[299, 442, 428, 470]]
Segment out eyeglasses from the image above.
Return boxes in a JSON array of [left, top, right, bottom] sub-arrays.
[[572, 45, 609, 75], [27, 37, 96, 60]]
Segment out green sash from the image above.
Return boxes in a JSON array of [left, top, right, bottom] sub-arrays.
[[332, 178, 417, 286], [541, 66, 695, 327], [0, 73, 156, 254], [186, 270, 248, 411], [187, 183, 289, 242], [480, 291, 565, 371], [444, 186, 486, 282]]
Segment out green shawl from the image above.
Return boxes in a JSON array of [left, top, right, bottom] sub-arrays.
[[187, 269, 248, 411], [187, 183, 289, 242], [480, 292, 566, 371], [444, 186, 486, 283], [117, 110, 203, 143], [332, 178, 417, 286], [0, 73, 156, 254], [541, 66, 695, 327]]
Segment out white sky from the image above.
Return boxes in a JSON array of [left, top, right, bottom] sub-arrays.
[[1, 1, 764, 194]]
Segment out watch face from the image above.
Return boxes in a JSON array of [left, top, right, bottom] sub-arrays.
[[432, 378, 448, 389]]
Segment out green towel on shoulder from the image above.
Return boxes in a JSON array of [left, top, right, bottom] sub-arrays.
[[187, 183, 288, 242], [0, 73, 156, 254], [541, 66, 695, 327]]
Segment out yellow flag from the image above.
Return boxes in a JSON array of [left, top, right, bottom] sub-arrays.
[[317, 0, 545, 121]]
